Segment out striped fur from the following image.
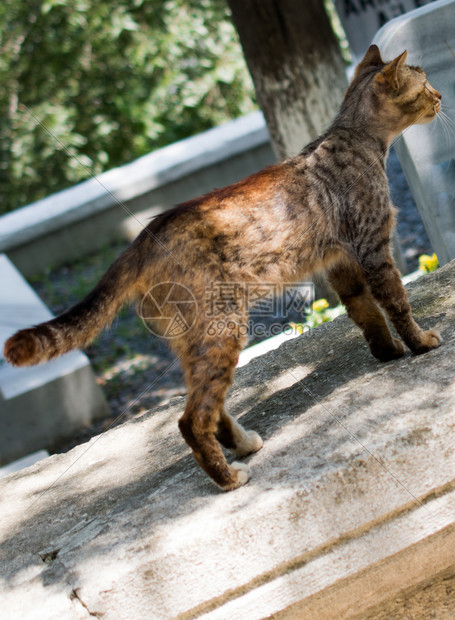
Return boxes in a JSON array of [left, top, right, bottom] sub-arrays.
[[4, 45, 443, 490]]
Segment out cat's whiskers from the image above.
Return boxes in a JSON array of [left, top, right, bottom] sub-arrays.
[[435, 108, 455, 150], [438, 116, 453, 146], [441, 102, 455, 115], [439, 106, 455, 128]]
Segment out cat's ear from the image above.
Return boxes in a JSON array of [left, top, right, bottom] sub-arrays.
[[375, 50, 408, 91], [354, 44, 384, 77]]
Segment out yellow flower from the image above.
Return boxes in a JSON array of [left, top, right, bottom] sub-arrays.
[[418, 253, 438, 273], [312, 298, 329, 312]]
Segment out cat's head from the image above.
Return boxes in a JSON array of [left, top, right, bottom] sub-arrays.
[[347, 45, 441, 138]]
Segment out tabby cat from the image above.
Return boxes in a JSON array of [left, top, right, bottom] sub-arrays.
[[4, 45, 442, 490]]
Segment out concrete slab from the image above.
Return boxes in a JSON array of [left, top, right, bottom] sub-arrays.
[[0, 254, 109, 464], [1, 260, 454, 618]]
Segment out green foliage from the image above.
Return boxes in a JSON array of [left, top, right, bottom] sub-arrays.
[[0, 0, 256, 214]]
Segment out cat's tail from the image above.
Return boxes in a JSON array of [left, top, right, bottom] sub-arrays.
[[4, 245, 140, 367]]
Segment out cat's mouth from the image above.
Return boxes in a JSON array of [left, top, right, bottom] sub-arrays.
[[428, 101, 441, 120], [424, 96, 441, 121], [418, 103, 441, 125]]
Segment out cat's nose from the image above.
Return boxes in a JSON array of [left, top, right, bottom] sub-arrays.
[[433, 88, 442, 100]]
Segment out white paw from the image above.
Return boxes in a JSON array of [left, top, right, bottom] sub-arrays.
[[231, 461, 251, 486], [233, 430, 263, 457], [246, 430, 263, 453]]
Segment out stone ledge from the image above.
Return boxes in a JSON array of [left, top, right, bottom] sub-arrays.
[[1, 261, 454, 618], [0, 254, 109, 464], [0, 112, 274, 276]]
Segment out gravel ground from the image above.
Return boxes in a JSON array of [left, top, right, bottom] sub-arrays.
[[30, 147, 433, 453]]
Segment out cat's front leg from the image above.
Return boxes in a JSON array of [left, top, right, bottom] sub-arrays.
[[327, 258, 405, 362], [362, 250, 442, 355]]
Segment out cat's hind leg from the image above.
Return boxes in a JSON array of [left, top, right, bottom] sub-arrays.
[[178, 339, 256, 491], [327, 257, 406, 362], [216, 409, 263, 457]]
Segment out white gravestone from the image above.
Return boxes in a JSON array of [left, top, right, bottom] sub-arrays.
[[335, 0, 439, 58]]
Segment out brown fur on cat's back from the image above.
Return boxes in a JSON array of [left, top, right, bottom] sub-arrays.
[[4, 45, 443, 491]]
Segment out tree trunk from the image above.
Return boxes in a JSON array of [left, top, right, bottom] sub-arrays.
[[227, 0, 347, 159]]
